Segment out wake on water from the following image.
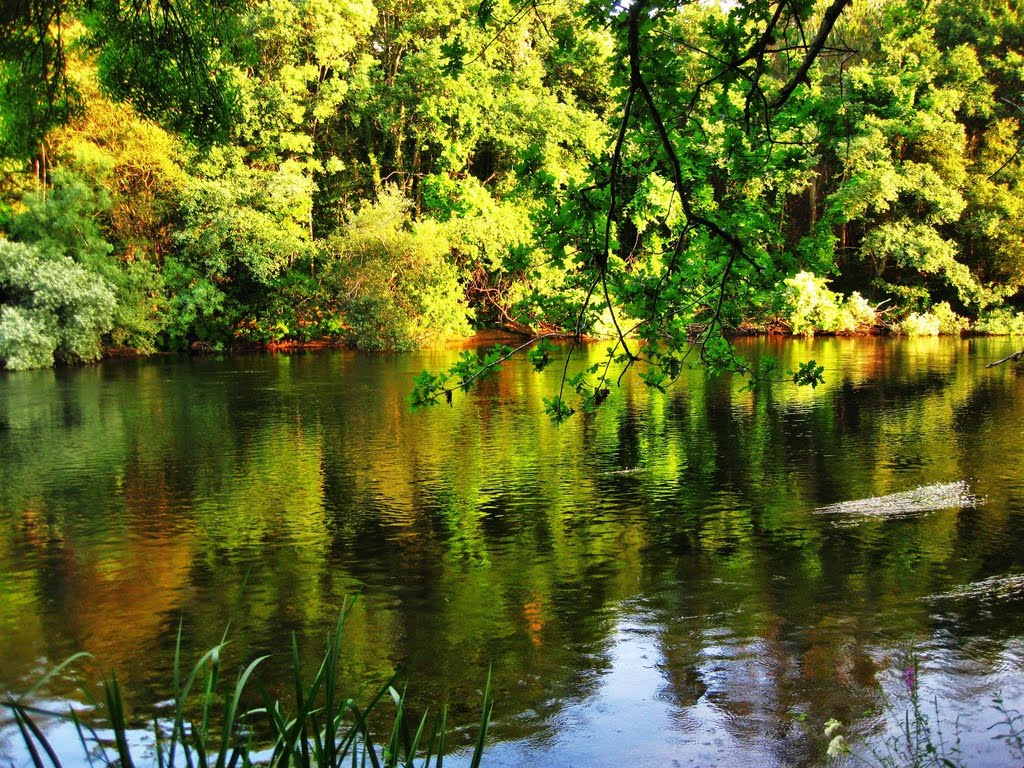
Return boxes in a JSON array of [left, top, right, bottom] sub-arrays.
[[814, 481, 1024, 603], [925, 573, 1024, 603], [814, 480, 981, 526]]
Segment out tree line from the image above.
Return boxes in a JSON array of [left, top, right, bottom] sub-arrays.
[[0, 0, 1021, 371]]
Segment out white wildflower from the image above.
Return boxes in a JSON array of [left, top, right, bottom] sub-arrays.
[[827, 734, 850, 758]]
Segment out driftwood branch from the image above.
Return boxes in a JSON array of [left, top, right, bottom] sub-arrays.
[[985, 349, 1024, 368]]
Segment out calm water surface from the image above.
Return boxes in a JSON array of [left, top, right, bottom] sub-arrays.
[[2, 336, 1024, 766]]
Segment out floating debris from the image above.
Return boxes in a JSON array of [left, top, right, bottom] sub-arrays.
[[814, 481, 981, 525], [924, 573, 1024, 603]]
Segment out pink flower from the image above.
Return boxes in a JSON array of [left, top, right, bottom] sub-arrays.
[[903, 665, 916, 692]]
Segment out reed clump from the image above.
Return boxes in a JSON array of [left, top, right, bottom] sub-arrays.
[[2, 598, 493, 768]]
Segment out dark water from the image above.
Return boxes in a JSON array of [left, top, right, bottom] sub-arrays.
[[2, 336, 1024, 766]]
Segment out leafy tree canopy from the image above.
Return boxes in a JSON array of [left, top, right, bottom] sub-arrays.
[[1, 0, 1022, 385]]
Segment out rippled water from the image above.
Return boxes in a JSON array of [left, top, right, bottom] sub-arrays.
[[2, 336, 1024, 766]]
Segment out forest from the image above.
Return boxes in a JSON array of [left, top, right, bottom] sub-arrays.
[[0, 0, 1022, 372]]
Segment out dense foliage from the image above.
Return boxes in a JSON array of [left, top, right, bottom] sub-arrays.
[[0, 0, 1022, 372]]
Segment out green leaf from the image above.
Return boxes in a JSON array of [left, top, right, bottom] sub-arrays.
[[790, 360, 825, 388]]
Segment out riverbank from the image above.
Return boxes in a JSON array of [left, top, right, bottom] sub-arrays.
[[88, 321, 1024, 367]]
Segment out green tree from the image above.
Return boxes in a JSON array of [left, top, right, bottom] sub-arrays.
[[820, 0, 1004, 314], [934, 0, 1024, 294], [0, 0, 245, 157], [415, 0, 854, 412]]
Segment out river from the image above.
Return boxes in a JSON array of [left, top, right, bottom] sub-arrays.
[[2, 336, 1023, 766]]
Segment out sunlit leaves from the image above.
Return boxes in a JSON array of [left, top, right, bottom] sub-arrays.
[[411, 342, 516, 409], [317, 189, 473, 351], [821, 0, 1022, 318]]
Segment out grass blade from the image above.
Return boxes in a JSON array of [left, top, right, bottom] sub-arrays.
[[436, 706, 448, 768], [13, 652, 93, 702], [322, 599, 352, 768], [468, 667, 493, 768], [70, 708, 102, 768], [10, 704, 59, 768], [103, 671, 135, 768], [17, 704, 67, 768], [405, 710, 429, 768], [335, 674, 400, 762], [215, 654, 269, 768], [155, 716, 166, 768]]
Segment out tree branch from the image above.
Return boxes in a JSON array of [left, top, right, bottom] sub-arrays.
[[769, 0, 851, 112]]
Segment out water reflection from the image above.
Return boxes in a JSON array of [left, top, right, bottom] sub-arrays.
[[1, 337, 1024, 766]]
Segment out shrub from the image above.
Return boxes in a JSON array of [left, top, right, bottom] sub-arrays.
[[325, 187, 472, 351], [898, 311, 942, 336], [164, 150, 313, 348], [974, 308, 1024, 335], [837, 291, 877, 333], [9, 169, 168, 351], [0, 306, 58, 369], [0, 239, 116, 369], [930, 301, 969, 334], [783, 271, 878, 336], [785, 271, 840, 336], [232, 269, 333, 344], [107, 260, 167, 351], [160, 256, 230, 350], [174, 150, 313, 288], [895, 302, 969, 336]]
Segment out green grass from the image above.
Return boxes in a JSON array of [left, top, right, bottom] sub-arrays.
[[2, 598, 493, 768]]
